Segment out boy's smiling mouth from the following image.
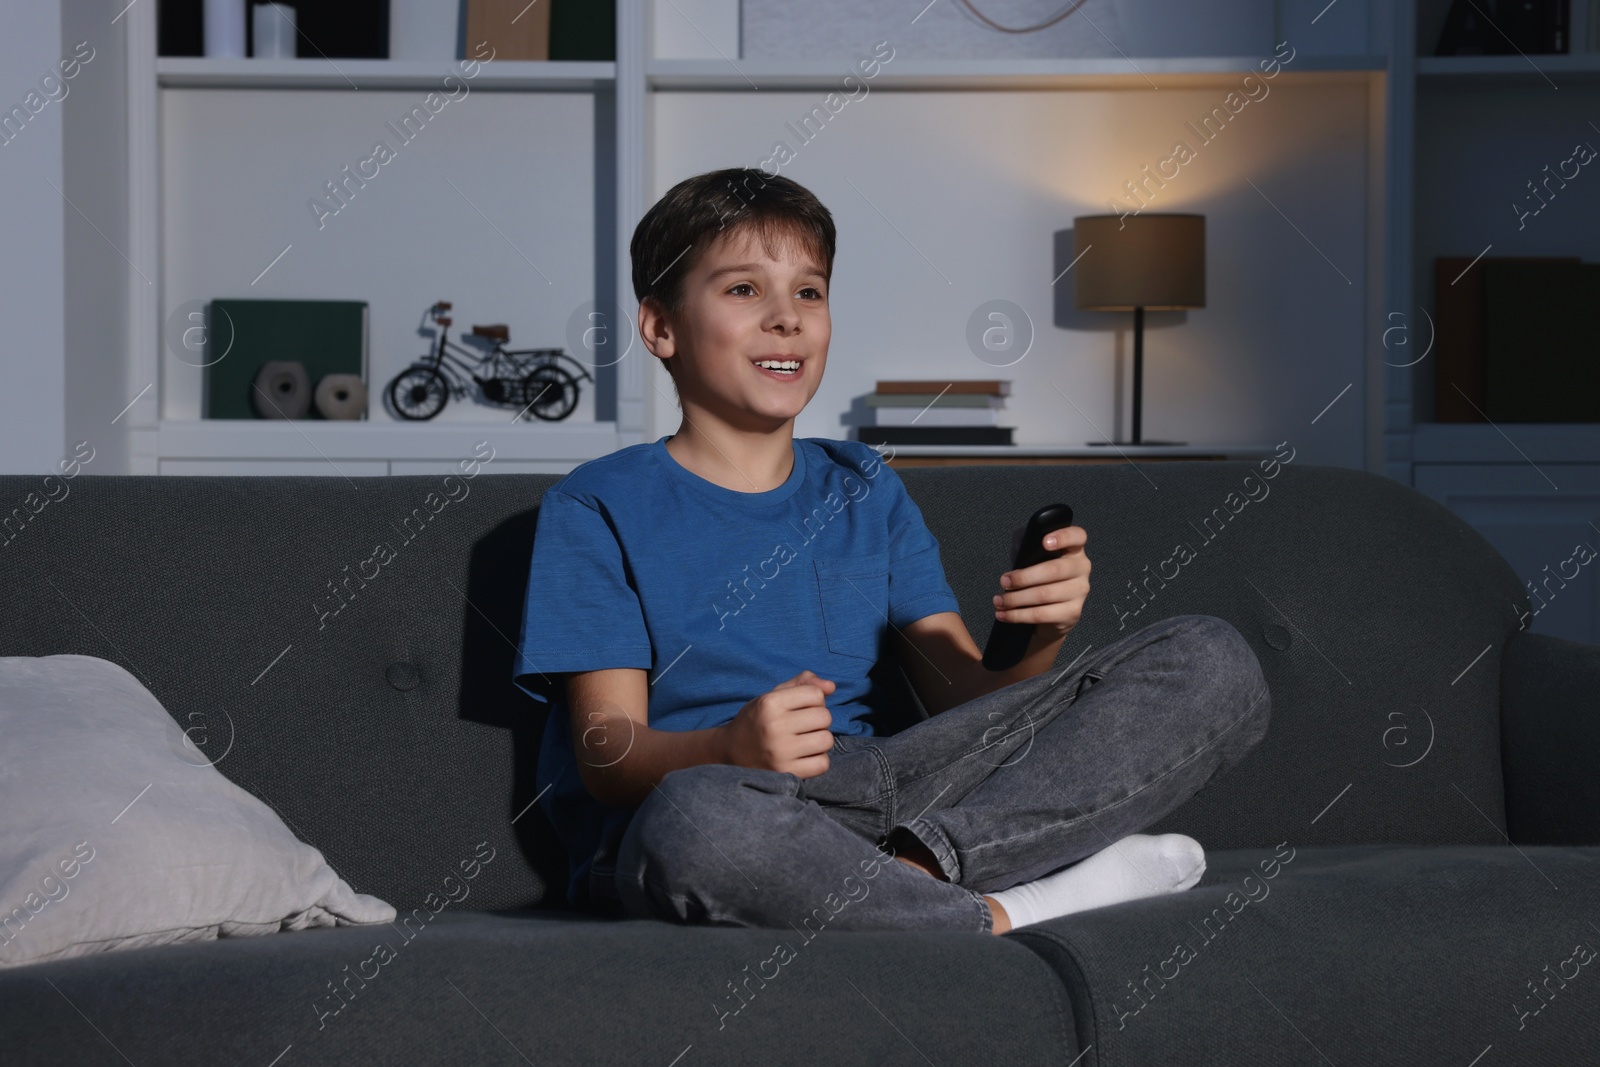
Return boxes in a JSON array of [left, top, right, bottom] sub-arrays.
[[752, 356, 805, 380]]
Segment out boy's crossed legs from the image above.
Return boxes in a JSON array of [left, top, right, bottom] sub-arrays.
[[614, 614, 1271, 933]]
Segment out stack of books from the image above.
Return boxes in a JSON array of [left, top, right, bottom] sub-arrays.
[[1434, 0, 1570, 54], [857, 380, 1013, 447]]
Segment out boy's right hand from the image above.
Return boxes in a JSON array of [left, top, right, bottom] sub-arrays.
[[720, 670, 836, 779]]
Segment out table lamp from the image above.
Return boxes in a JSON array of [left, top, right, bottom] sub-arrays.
[[1073, 213, 1206, 446]]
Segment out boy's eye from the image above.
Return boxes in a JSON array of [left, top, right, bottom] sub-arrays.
[[727, 283, 826, 300]]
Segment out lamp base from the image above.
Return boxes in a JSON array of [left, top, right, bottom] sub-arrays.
[[1087, 440, 1187, 447]]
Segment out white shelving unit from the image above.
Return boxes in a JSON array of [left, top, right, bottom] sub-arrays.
[[1393, 2, 1600, 646], [101, 3, 1405, 478], [1384, 2, 1600, 483], [117, 5, 645, 476]]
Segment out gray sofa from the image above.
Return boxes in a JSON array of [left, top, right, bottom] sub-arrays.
[[3, 456, 1598, 1065]]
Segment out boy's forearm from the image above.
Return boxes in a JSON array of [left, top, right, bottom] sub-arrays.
[[937, 626, 1068, 713], [1011, 625, 1069, 683], [576, 718, 731, 809]]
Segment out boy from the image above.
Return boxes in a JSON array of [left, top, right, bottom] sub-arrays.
[[513, 167, 1270, 933]]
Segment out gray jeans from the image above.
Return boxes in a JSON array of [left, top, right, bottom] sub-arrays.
[[607, 613, 1271, 933]]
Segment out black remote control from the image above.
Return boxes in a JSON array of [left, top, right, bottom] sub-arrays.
[[981, 503, 1075, 671]]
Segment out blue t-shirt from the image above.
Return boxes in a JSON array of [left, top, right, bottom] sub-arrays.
[[512, 434, 961, 909]]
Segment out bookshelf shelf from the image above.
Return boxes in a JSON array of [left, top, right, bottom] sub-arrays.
[[1411, 423, 1600, 463], [645, 55, 1385, 92], [154, 418, 619, 462], [155, 57, 616, 91], [1416, 53, 1600, 80]]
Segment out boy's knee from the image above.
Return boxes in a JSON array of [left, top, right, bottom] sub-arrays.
[[654, 761, 759, 819], [1185, 614, 1266, 679], [1181, 614, 1272, 731], [633, 763, 738, 849], [617, 763, 779, 919], [616, 784, 704, 921]]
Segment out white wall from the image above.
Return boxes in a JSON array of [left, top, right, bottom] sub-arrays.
[[0, 4, 66, 475], [651, 78, 1372, 465]]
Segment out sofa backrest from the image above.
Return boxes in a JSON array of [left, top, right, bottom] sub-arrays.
[[0, 457, 1526, 911], [907, 456, 1526, 861]]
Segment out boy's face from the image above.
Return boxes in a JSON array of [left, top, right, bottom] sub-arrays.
[[645, 225, 830, 430]]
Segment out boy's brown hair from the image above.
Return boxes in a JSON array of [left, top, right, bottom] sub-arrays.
[[630, 167, 837, 388]]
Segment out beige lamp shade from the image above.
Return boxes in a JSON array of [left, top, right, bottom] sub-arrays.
[[1074, 214, 1206, 311]]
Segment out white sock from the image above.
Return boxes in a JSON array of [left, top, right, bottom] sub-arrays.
[[987, 833, 1206, 929]]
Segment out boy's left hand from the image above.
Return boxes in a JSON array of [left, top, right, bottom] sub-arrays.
[[993, 524, 1090, 639]]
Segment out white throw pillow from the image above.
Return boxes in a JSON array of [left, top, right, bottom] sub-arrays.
[[0, 654, 394, 969]]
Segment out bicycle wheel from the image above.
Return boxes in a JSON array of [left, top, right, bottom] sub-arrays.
[[522, 365, 579, 421], [388, 367, 449, 420]]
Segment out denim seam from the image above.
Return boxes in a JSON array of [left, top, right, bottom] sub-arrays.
[[884, 819, 993, 931], [969, 884, 994, 934], [891, 667, 1100, 792], [896, 816, 965, 883], [864, 742, 897, 842], [955, 683, 1269, 863], [810, 744, 895, 844], [891, 701, 1070, 792], [889, 693, 1064, 883]]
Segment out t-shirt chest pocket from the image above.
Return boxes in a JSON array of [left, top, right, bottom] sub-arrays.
[[812, 551, 890, 661]]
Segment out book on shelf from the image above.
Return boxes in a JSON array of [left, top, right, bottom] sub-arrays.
[[1481, 260, 1600, 422], [466, 0, 552, 60], [204, 299, 367, 420], [870, 406, 1000, 427], [857, 426, 1015, 446], [158, 0, 390, 58], [1432, 255, 1581, 421], [858, 379, 1013, 445], [864, 392, 1004, 408], [874, 379, 1011, 396], [1435, 0, 1569, 55]]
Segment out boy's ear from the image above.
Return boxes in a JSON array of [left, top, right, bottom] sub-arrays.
[[637, 295, 665, 352]]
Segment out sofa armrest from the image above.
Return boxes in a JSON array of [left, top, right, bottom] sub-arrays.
[[1501, 629, 1600, 845]]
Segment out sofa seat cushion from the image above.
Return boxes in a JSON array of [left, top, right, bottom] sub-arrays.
[[2, 907, 1079, 1066], [1005, 844, 1600, 1066]]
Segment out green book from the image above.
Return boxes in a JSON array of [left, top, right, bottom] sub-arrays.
[[203, 299, 368, 419], [549, 0, 615, 60]]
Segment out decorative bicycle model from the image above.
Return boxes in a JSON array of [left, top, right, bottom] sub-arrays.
[[386, 301, 593, 421]]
